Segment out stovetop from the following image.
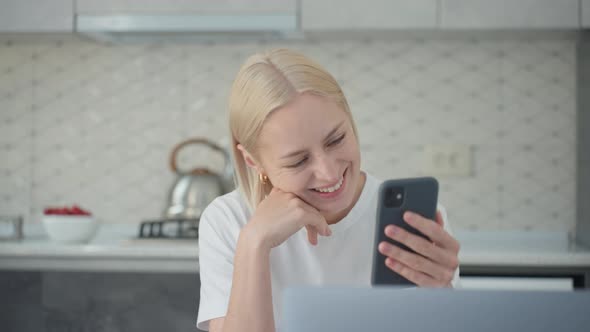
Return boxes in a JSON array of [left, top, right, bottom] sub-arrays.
[[138, 217, 199, 239]]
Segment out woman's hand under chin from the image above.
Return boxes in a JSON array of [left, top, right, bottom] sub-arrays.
[[243, 187, 332, 251], [377, 210, 461, 287]]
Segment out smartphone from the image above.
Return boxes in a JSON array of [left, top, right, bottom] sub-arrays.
[[371, 177, 439, 286]]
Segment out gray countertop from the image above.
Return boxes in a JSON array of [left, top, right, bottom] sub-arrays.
[[1, 223, 589, 273]]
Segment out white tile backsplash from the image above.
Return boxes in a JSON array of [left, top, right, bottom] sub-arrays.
[[0, 36, 577, 232]]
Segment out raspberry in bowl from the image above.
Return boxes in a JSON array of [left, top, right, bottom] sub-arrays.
[[42, 205, 98, 244]]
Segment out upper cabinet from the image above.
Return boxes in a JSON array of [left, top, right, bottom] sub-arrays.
[[0, 0, 585, 34], [440, 0, 580, 29], [0, 0, 73, 32], [302, 0, 581, 31], [74, 0, 298, 38], [76, 0, 296, 14], [582, 0, 590, 27], [302, 0, 438, 30]]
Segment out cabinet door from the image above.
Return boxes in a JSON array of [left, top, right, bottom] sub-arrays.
[[302, 0, 437, 30], [583, 0, 590, 27], [0, 0, 73, 32], [76, 0, 296, 14], [441, 0, 579, 29]]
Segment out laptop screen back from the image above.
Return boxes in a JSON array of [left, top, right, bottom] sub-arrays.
[[281, 287, 590, 332]]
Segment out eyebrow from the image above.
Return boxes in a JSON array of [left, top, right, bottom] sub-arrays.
[[279, 121, 345, 160]]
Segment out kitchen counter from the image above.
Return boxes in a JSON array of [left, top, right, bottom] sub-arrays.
[[1, 223, 590, 273], [455, 230, 590, 267], [0, 223, 200, 272]]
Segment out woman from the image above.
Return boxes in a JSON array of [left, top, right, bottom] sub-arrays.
[[197, 48, 461, 332]]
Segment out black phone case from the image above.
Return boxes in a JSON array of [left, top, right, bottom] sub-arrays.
[[371, 177, 439, 286]]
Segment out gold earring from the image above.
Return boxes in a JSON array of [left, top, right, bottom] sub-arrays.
[[259, 173, 268, 185]]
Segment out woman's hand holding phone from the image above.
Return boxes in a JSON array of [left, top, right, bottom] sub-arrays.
[[377, 209, 460, 287], [243, 187, 332, 251]]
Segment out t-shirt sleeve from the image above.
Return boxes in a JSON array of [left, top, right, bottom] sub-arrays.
[[197, 200, 239, 331], [437, 203, 461, 289]]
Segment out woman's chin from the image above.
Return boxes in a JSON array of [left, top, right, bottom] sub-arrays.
[[314, 189, 357, 221]]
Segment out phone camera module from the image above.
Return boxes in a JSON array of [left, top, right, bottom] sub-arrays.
[[384, 187, 404, 208]]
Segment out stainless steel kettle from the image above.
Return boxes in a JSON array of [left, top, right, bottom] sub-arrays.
[[164, 138, 234, 219]]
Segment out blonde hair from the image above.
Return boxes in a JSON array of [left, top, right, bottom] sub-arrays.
[[229, 48, 358, 211]]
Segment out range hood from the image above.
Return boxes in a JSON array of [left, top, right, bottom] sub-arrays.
[[76, 13, 301, 43]]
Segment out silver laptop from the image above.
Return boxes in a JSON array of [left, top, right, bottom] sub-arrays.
[[281, 287, 590, 332]]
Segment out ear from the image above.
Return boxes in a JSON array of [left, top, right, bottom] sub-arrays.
[[236, 144, 263, 173]]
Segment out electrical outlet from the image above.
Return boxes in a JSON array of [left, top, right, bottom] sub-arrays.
[[423, 144, 472, 177]]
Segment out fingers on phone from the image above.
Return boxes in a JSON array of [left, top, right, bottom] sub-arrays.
[[384, 225, 437, 260], [385, 258, 440, 287], [379, 238, 454, 284], [404, 211, 458, 252], [435, 209, 445, 227]]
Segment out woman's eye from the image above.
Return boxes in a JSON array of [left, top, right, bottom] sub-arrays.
[[287, 157, 308, 168], [328, 134, 345, 147]]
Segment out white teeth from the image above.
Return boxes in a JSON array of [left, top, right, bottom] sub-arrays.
[[314, 177, 344, 193]]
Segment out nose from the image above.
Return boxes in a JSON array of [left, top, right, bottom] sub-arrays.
[[313, 153, 340, 183]]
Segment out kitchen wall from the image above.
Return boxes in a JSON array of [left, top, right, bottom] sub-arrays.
[[0, 34, 576, 232]]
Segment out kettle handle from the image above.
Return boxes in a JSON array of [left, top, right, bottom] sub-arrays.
[[169, 138, 231, 176]]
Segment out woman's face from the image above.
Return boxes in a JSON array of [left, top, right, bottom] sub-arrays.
[[254, 93, 363, 220]]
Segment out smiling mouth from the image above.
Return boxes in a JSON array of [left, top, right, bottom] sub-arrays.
[[312, 177, 344, 193], [310, 167, 348, 194]]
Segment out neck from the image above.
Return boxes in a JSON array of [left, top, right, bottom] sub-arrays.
[[324, 171, 366, 225]]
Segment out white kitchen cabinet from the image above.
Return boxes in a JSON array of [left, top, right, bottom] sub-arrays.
[[302, 0, 438, 30], [582, 0, 590, 27], [441, 0, 579, 29], [0, 0, 73, 32], [76, 0, 296, 14], [75, 0, 298, 39]]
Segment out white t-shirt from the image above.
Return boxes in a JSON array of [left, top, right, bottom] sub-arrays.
[[196, 173, 460, 330]]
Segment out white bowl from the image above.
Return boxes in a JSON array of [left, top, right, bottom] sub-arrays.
[[42, 215, 99, 244]]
